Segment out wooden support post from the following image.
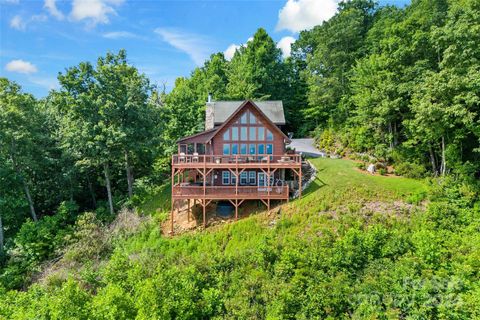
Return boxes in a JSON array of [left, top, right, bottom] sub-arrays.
[[187, 199, 191, 222], [202, 200, 206, 228], [299, 164, 302, 199], [235, 199, 238, 221], [236, 156, 239, 196], [170, 199, 175, 235], [267, 198, 270, 211]]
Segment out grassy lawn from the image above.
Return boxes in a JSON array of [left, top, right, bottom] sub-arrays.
[[283, 157, 428, 217]]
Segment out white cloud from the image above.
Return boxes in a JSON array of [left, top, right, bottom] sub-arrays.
[[223, 36, 254, 61], [44, 0, 65, 20], [102, 31, 138, 39], [224, 44, 240, 61], [154, 28, 212, 66], [10, 15, 26, 30], [276, 0, 339, 33], [277, 36, 296, 58], [70, 0, 124, 27], [5, 59, 38, 74]]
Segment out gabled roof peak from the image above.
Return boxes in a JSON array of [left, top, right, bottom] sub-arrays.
[[206, 100, 285, 125]]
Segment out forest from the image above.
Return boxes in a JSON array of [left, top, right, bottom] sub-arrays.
[[0, 0, 479, 318]]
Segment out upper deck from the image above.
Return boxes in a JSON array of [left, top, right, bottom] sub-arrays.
[[171, 154, 302, 169]]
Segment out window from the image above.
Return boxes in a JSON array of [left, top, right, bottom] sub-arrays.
[[266, 129, 273, 141], [250, 113, 256, 124], [266, 144, 273, 154], [179, 144, 187, 154], [249, 144, 256, 155], [223, 144, 230, 155], [240, 143, 247, 154], [231, 143, 238, 155], [197, 144, 205, 155], [188, 144, 194, 154], [241, 113, 247, 124], [249, 127, 256, 141], [258, 144, 265, 154], [240, 172, 248, 185], [231, 127, 238, 140], [231, 174, 237, 185], [223, 129, 229, 140], [249, 171, 256, 184], [241, 127, 247, 140], [258, 127, 265, 140], [222, 171, 230, 185]]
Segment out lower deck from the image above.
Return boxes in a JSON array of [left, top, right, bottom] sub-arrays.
[[172, 185, 289, 200], [170, 160, 303, 234]]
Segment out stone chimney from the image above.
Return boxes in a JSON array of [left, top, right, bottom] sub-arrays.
[[205, 94, 214, 130]]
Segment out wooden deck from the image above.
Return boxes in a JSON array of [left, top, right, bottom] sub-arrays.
[[172, 154, 302, 169], [172, 185, 289, 200], [170, 153, 302, 234]]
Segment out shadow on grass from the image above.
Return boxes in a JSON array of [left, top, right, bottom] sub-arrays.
[[302, 177, 327, 197]]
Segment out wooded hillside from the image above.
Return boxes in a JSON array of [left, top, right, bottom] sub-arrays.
[[0, 0, 479, 318]]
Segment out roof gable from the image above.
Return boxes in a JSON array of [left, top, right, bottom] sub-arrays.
[[209, 100, 289, 142], [207, 100, 285, 125]]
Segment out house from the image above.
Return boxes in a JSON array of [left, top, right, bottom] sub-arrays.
[[170, 100, 302, 233]]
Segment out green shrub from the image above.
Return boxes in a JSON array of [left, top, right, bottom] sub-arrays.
[[356, 162, 366, 170], [394, 162, 427, 178], [406, 190, 427, 205]]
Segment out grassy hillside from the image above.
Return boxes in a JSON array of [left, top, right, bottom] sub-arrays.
[[2, 159, 479, 319]]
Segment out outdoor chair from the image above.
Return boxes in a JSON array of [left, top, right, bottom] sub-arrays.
[[179, 152, 186, 163], [192, 152, 199, 163]]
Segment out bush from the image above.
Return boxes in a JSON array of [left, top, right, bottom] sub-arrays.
[[356, 162, 366, 170], [378, 168, 387, 175], [394, 162, 427, 178]]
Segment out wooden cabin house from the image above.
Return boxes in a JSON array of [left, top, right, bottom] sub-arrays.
[[170, 100, 302, 233]]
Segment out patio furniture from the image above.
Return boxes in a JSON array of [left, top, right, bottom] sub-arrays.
[[192, 152, 199, 163], [278, 156, 293, 163], [179, 152, 186, 163]]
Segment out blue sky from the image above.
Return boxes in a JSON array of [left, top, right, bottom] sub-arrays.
[[0, 0, 409, 97]]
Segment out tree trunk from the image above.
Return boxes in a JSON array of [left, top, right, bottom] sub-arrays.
[[388, 122, 394, 149], [86, 175, 97, 208], [0, 214, 4, 254], [10, 149, 37, 222], [429, 146, 438, 175], [104, 163, 114, 215], [124, 150, 133, 198], [22, 181, 37, 222], [441, 136, 446, 176]]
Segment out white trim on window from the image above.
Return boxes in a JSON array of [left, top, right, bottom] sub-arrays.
[[222, 171, 230, 185], [240, 172, 248, 185], [249, 171, 256, 185]]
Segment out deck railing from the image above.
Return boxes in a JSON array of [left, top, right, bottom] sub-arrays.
[[172, 185, 289, 198], [172, 154, 301, 165]]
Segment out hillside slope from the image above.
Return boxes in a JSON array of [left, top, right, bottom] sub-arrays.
[[2, 159, 479, 319]]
